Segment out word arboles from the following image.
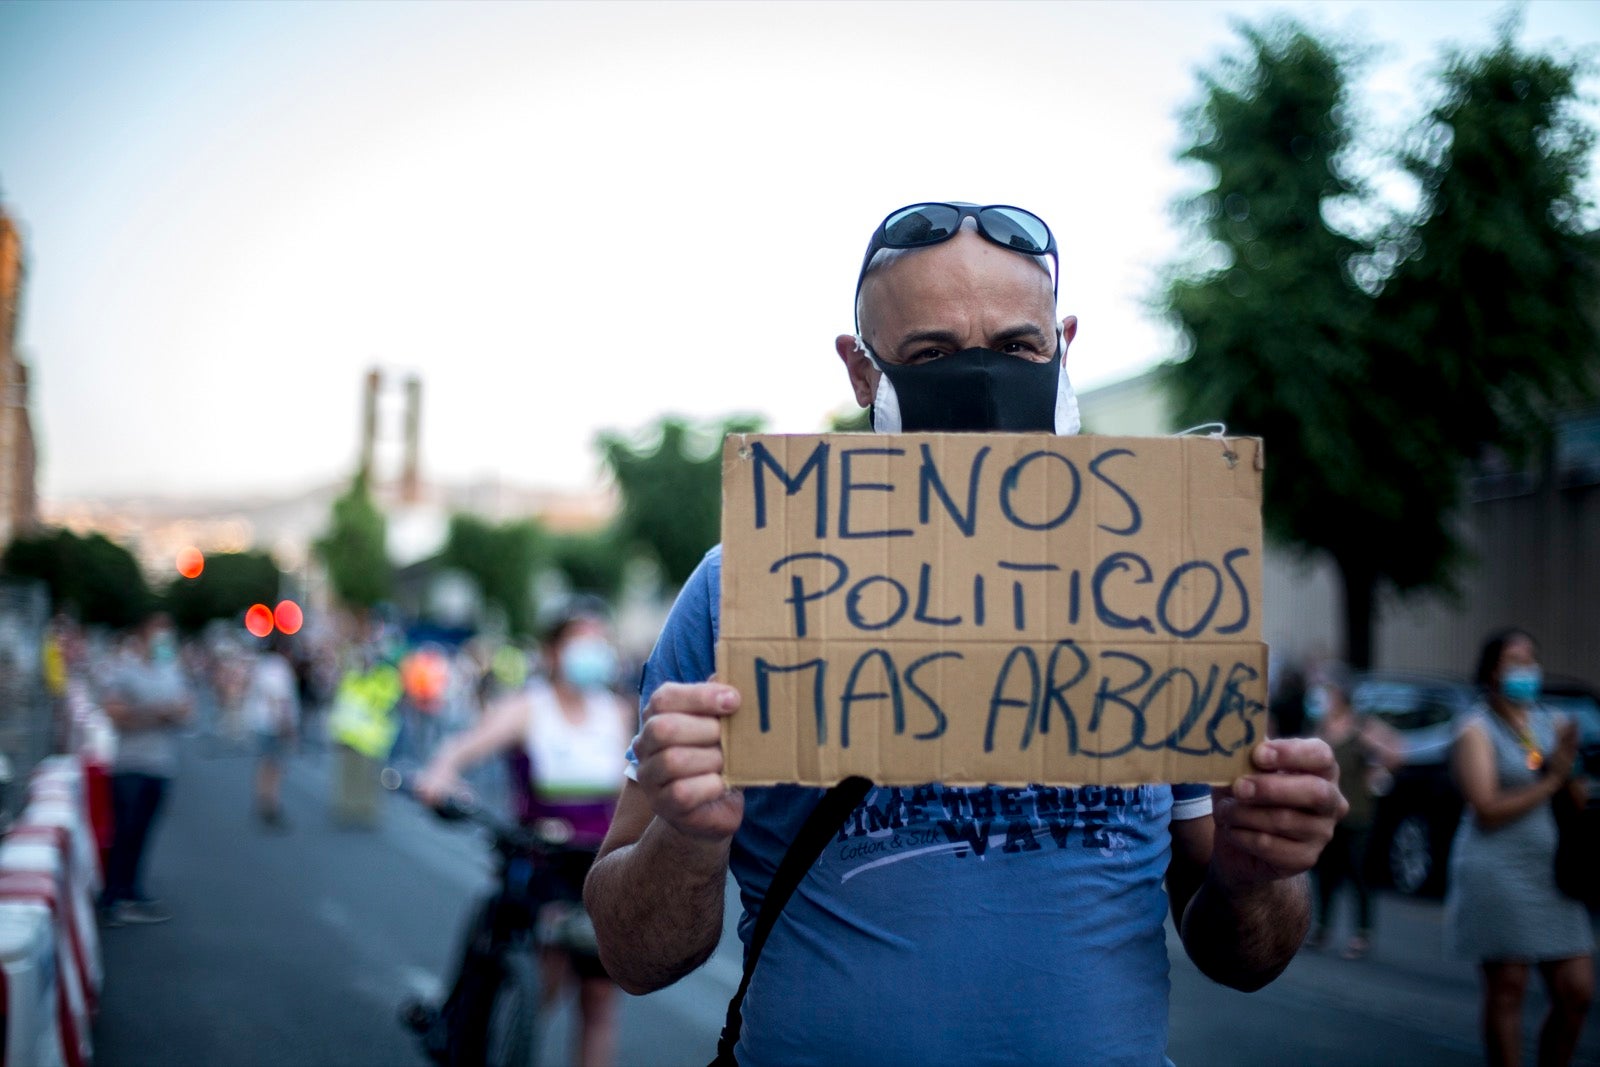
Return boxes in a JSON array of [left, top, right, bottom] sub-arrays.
[[718, 433, 1268, 787]]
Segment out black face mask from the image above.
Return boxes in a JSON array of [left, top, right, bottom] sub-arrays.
[[873, 343, 1061, 432]]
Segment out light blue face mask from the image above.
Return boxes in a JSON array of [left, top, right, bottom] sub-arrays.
[[151, 633, 178, 665], [1303, 685, 1331, 721], [559, 637, 618, 691], [1501, 665, 1542, 705]]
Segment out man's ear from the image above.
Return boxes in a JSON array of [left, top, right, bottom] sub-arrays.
[[836, 334, 878, 409], [1059, 314, 1079, 353]]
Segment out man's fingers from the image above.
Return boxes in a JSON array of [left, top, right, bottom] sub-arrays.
[[634, 711, 726, 760], [1218, 826, 1323, 870], [1217, 798, 1333, 843], [1251, 737, 1337, 779], [658, 773, 732, 815], [643, 681, 740, 720], [1231, 772, 1346, 816], [637, 744, 724, 789]]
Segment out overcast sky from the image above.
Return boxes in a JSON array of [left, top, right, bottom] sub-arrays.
[[1, 0, 1596, 500]]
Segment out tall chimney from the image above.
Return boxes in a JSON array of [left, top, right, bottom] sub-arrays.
[[359, 368, 381, 484], [401, 374, 421, 503]]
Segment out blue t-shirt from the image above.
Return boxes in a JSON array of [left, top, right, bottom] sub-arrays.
[[633, 547, 1212, 1067]]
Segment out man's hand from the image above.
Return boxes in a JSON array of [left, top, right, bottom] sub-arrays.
[[632, 681, 744, 844], [1211, 738, 1347, 892]]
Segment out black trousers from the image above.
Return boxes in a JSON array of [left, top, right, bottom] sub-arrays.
[[1313, 822, 1373, 934], [103, 772, 170, 906]]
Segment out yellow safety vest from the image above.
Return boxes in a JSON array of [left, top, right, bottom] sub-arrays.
[[328, 665, 403, 759]]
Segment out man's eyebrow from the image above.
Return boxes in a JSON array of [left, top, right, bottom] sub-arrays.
[[990, 323, 1051, 345], [893, 328, 964, 352]]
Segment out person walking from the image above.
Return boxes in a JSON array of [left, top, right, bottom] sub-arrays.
[[245, 633, 300, 829], [1308, 665, 1401, 959], [1447, 628, 1594, 1067], [100, 613, 193, 925]]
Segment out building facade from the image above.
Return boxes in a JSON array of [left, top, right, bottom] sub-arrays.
[[0, 210, 39, 545]]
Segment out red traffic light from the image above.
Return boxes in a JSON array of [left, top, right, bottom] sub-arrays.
[[176, 547, 204, 579], [244, 603, 274, 638], [274, 600, 303, 636]]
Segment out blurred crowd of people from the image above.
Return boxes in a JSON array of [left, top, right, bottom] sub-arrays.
[[38, 596, 641, 1066], [1267, 631, 1594, 1067], [37, 598, 644, 907]]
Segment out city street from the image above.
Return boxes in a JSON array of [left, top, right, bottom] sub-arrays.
[[93, 735, 1599, 1067]]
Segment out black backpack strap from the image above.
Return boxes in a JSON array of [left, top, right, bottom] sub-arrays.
[[710, 776, 872, 1067]]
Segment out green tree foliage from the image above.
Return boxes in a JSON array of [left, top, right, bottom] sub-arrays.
[[3, 528, 152, 627], [827, 407, 871, 433], [546, 527, 628, 600], [1376, 28, 1600, 463], [599, 414, 763, 587], [1164, 18, 1598, 668], [316, 474, 392, 611], [441, 514, 543, 636], [1165, 21, 1399, 666], [163, 551, 282, 633]]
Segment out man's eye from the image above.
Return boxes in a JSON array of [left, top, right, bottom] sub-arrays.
[[1001, 341, 1037, 355], [905, 348, 946, 364]]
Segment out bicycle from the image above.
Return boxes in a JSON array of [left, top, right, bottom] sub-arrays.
[[383, 768, 602, 1067]]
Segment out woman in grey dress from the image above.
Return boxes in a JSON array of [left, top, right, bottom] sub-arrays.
[[1447, 629, 1594, 1067]]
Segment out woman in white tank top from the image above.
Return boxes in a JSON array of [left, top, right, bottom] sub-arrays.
[[417, 601, 634, 1067]]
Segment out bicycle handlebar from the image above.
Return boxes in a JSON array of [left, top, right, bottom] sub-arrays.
[[380, 766, 586, 857]]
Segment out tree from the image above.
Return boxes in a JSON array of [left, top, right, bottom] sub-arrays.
[[1376, 27, 1600, 478], [546, 527, 628, 600], [599, 414, 764, 587], [316, 474, 392, 611], [827, 407, 871, 433], [3, 528, 153, 628], [164, 551, 282, 633], [1164, 20, 1408, 667], [440, 513, 543, 636], [1164, 18, 1599, 669]]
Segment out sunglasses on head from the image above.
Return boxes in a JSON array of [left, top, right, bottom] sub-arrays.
[[856, 202, 1059, 310]]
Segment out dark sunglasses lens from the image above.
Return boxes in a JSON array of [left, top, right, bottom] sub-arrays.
[[979, 207, 1051, 253], [882, 204, 962, 247]]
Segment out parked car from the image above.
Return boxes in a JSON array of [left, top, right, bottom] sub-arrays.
[[1349, 671, 1600, 899]]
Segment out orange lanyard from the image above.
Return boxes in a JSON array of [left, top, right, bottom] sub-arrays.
[[1508, 717, 1543, 771]]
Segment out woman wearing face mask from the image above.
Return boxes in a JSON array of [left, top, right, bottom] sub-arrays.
[[1447, 628, 1594, 1067], [417, 597, 633, 1067], [1307, 666, 1402, 960]]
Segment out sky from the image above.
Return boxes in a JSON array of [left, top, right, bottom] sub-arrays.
[[1, 0, 1596, 501]]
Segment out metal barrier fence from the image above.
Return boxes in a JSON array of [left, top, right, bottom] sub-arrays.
[[0, 581, 52, 827]]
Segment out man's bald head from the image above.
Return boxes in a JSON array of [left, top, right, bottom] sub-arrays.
[[854, 225, 1058, 364], [855, 220, 1056, 354]]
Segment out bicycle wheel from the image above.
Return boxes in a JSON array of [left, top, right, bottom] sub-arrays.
[[483, 949, 540, 1067]]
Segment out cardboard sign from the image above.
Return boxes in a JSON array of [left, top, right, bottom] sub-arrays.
[[717, 433, 1268, 787]]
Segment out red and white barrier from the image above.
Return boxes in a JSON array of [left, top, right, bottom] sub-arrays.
[[5, 821, 101, 1011], [0, 898, 67, 1067], [0, 754, 109, 1067], [0, 870, 87, 1067], [27, 758, 101, 895]]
